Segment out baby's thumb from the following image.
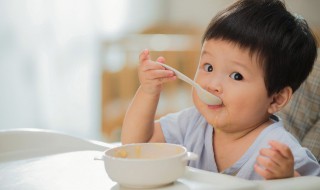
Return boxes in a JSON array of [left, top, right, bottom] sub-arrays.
[[140, 49, 151, 61]]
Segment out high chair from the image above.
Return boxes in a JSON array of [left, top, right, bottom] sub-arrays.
[[278, 59, 320, 163], [0, 128, 111, 161]]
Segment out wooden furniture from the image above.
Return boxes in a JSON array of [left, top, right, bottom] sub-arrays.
[[101, 25, 201, 141]]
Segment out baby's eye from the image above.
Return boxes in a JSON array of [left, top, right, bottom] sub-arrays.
[[204, 63, 213, 72], [230, 72, 243, 80]]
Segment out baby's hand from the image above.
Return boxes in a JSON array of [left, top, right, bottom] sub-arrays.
[[138, 49, 176, 95], [254, 140, 295, 179]]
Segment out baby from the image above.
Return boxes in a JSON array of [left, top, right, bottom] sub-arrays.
[[121, 0, 320, 180]]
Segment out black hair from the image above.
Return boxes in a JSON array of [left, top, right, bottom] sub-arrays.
[[202, 0, 318, 96]]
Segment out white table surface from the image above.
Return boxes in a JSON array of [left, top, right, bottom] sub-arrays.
[[1, 150, 319, 190], [0, 150, 252, 190]]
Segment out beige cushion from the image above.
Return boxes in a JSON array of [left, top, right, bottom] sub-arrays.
[[278, 59, 320, 161]]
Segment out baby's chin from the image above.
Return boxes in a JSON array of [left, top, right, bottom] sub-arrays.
[[205, 114, 220, 127]]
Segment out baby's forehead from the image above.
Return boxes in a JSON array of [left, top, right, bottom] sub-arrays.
[[201, 39, 264, 65]]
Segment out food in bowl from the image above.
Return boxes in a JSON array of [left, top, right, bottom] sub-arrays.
[[95, 143, 198, 188]]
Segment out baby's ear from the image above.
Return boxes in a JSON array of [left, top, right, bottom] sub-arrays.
[[268, 86, 292, 114]]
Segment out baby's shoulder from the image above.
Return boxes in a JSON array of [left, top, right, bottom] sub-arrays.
[[177, 107, 206, 124], [162, 106, 208, 130]]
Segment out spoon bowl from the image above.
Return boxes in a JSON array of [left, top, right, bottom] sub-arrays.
[[155, 62, 222, 105]]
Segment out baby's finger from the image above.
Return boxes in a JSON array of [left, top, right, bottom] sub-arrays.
[[144, 69, 175, 80], [256, 155, 279, 174], [269, 141, 293, 159], [156, 75, 177, 84], [139, 49, 151, 62], [140, 61, 174, 73], [254, 164, 274, 180], [140, 60, 166, 72], [141, 74, 176, 87], [152, 57, 167, 71], [259, 148, 283, 166], [156, 56, 166, 64]]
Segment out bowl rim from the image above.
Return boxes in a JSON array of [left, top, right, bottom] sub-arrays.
[[103, 142, 188, 161]]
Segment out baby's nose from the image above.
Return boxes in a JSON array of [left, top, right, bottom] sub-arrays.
[[207, 77, 223, 94]]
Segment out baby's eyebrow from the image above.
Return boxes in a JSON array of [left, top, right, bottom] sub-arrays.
[[201, 50, 214, 58], [230, 59, 253, 73]]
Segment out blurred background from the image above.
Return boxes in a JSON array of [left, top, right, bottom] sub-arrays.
[[0, 0, 319, 142]]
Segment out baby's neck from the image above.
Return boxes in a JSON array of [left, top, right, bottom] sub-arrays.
[[212, 118, 274, 172], [213, 118, 273, 142]]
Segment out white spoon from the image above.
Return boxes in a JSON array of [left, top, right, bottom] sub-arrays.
[[154, 62, 222, 105]]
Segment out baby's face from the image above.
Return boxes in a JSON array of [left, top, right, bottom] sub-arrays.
[[193, 39, 273, 132]]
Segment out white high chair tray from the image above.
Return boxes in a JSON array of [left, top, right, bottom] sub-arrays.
[[0, 128, 319, 190]]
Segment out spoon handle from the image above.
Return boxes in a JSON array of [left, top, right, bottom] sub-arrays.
[[154, 61, 222, 105], [154, 62, 197, 87]]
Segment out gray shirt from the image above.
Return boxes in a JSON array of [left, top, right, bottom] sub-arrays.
[[159, 106, 320, 180]]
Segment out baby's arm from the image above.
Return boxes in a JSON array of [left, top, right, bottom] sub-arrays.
[[254, 140, 300, 179], [121, 49, 176, 144]]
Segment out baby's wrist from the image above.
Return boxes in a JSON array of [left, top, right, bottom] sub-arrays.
[[140, 86, 161, 98]]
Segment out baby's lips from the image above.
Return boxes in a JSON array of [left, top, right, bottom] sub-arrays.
[[208, 104, 223, 109]]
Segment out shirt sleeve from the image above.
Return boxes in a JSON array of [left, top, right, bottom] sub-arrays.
[[159, 107, 196, 145], [294, 147, 320, 176]]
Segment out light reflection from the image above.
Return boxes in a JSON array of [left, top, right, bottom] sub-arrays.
[[104, 46, 126, 73], [97, 0, 128, 36]]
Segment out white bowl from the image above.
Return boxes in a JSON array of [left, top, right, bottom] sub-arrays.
[[95, 143, 198, 188]]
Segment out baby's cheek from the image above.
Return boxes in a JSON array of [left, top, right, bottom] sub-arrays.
[[192, 88, 199, 103], [193, 68, 200, 80]]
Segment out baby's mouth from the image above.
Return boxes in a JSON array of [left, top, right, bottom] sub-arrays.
[[207, 101, 224, 108]]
